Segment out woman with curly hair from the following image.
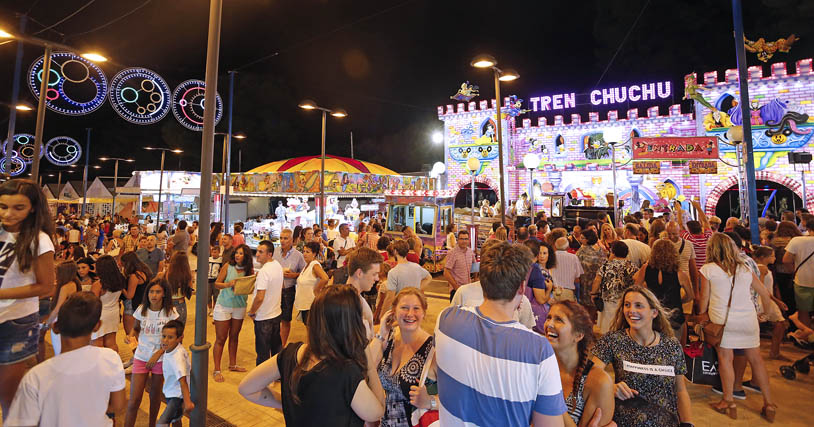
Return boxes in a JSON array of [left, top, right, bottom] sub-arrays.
[[648, 219, 666, 247], [545, 301, 613, 427], [634, 239, 694, 345]]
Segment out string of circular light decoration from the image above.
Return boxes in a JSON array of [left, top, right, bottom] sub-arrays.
[[171, 79, 223, 131], [27, 51, 108, 116], [45, 136, 83, 166], [3, 134, 44, 164], [0, 154, 26, 177], [109, 67, 171, 125]]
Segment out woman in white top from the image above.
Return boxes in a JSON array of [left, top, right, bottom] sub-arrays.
[[445, 224, 456, 250], [0, 179, 56, 417], [699, 233, 776, 422], [294, 242, 329, 325], [91, 255, 127, 353]]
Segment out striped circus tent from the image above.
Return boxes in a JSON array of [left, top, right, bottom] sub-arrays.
[[247, 155, 398, 175]]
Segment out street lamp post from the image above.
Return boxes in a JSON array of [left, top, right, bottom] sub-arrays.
[[523, 153, 541, 219], [299, 100, 347, 228], [214, 132, 245, 227], [604, 128, 625, 226], [99, 157, 134, 218], [3, 15, 26, 180], [471, 55, 519, 227], [467, 157, 480, 232], [0, 29, 107, 182], [144, 147, 183, 229]]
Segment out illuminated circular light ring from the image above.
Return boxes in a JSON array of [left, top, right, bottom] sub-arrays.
[[109, 68, 172, 125], [2, 134, 43, 164], [0, 155, 26, 177], [171, 79, 223, 131], [28, 51, 108, 116], [45, 136, 82, 166]]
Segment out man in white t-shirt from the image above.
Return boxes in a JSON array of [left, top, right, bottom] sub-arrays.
[[8, 292, 126, 427], [247, 240, 284, 365], [333, 223, 356, 266], [386, 240, 432, 294], [621, 223, 651, 267], [784, 217, 814, 329]]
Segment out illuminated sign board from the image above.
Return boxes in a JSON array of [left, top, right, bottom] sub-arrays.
[[632, 137, 718, 160], [529, 81, 672, 112]]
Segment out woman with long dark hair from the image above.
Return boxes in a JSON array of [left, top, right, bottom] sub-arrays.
[[239, 285, 385, 425], [91, 255, 127, 352], [210, 221, 224, 247], [545, 301, 613, 426], [0, 179, 55, 417], [166, 251, 194, 324], [212, 244, 254, 382], [120, 251, 154, 340], [45, 261, 81, 357], [770, 220, 801, 313]]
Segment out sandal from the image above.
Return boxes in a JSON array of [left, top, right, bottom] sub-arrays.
[[709, 399, 737, 420], [213, 371, 225, 383], [229, 365, 247, 372], [761, 403, 777, 423]]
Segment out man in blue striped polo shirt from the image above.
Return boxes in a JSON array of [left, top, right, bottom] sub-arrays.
[[436, 241, 567, 426]]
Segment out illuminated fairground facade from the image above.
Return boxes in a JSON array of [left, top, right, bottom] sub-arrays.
[[439, 58, 814, 219]]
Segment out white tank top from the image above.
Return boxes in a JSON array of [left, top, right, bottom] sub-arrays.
[[293, 260, 320, 311]]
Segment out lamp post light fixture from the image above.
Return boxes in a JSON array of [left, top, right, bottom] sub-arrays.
[[232, 132, 247, 173], [603, 127, 626, 226], [299, 99, 347, 228], [99, 157, 134, 217], [522, 153, 541, 219], [471, 54, 519, 226], [0, 27, 107, 181], [431, 131, 443, 144], [144, 147, 184, 228]]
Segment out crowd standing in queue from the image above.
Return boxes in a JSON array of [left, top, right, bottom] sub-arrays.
[[2, 177, 811, 425]]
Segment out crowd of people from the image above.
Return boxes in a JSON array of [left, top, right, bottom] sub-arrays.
[[0, 176, 808, 426]]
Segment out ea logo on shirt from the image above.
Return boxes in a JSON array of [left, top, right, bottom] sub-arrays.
[[702, 360, 718, 376]]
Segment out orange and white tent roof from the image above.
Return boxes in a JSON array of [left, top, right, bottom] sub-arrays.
[[246, 155, 397, 175]]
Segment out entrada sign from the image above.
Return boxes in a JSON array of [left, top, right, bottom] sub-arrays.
[[632, 137, 718, 160], [529, 81, 672, 112]]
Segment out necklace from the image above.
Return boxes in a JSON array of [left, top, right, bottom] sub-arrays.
[[628, 328, 657, 347]]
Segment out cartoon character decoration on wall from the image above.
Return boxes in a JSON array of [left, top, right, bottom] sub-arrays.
[[326, 196, 339, 218], [765, 111, 811, 144], [683, 75, 715, 110], [502, 95, 528, 118], [450, 81, 479, 102], [744, 34, 798, 62], [344, 198, 361, 222]]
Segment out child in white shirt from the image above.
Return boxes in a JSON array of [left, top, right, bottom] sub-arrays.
[[7, 292, 126, 427], [157, 320, 193, 427]]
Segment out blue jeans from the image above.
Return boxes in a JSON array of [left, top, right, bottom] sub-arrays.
[[173, 299, 187, 325], [0, 312, 40, 365], [253, 316, 281, 366]]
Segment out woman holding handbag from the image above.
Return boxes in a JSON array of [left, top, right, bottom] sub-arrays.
[[698, 233, 776, 422]]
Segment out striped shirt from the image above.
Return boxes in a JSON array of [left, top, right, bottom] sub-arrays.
[[435, 305, 566, 426], [681, 230, 712, 270]]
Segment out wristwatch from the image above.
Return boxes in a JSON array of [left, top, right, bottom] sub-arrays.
[[429, 396, 437, 410]]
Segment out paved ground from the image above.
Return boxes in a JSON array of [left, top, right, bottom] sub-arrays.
[[5, 276, 814, 426]]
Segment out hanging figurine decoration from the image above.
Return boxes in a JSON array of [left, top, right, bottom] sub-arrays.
[[744, 34, 798, 62], [502, 95, 528, 117], [683, 75, 715, 110], [450, 81, 479, 102]]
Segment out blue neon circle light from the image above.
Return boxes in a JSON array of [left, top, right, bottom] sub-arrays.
[[3, 134, 43, 164], [109, 68, 172, 125], [45, 136, 82, 166], [28, 51, 108, 116], [0, 155, 26, 176], [171, 79, 223, 131]]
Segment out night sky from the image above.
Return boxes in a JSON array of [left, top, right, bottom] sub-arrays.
[[1, 0, 812, 184]]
